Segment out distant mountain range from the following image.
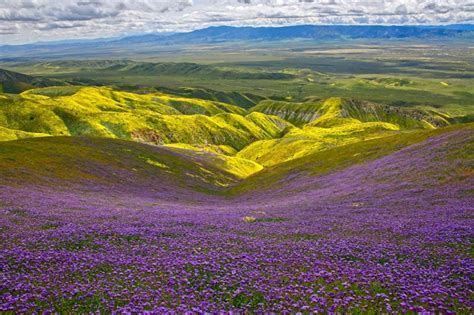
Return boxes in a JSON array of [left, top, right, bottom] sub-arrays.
[[121, 24, 474, 44], [1, 24, 473, 59]]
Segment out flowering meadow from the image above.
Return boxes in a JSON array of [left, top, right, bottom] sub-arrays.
[[1, 128, 473, 313]]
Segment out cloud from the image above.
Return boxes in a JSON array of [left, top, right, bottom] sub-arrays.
[[0, 0, 472, 44]]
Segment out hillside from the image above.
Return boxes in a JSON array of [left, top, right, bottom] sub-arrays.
[[239, 97, 452, 166], [0, 136, 254, 197], [0, 86, 291, 150], [156, 86, 266, 109], [0, 68, 62, 93], [111, 62, 295, 80], [0, 70, 471, 315], [17, 60, 295, 81], [4, 56, 472, 118], [252, 98, 450, 128], [1, 123, 471, 199], [232, 123, 474, 195], [0, 86, 462, 169]]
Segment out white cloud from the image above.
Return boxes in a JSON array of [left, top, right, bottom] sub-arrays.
[[0, 0, 472, 44]]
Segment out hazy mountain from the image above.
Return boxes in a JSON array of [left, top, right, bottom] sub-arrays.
[[157, 25, 474, 43], [1, 25, 473, 59]]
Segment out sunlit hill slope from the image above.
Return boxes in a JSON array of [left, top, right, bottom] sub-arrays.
[[0, 85, 466, 175]]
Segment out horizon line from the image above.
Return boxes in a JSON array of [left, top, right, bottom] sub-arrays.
[[2, 22, 473, 47]]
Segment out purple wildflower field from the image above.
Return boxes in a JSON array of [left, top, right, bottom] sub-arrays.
[[1, 129, 473, 313]]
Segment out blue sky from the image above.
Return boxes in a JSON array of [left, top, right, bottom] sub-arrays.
[[0, 0, 473, 44]]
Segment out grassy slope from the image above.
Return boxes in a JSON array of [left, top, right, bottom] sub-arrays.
[[0, 85, 467, 172], [0, 86, 292, 150], [239, 97, 444, 166], [231, 123, 474, 195], [156, 86, 266, 109], [0, 136, 245, 196], [0, 123, 471, 200], [252, 97, 450, 128], [0, 68, 64, 93], [163, 144, 263, 179]]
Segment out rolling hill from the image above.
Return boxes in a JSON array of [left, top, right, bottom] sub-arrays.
[[238, 97, 455, 166], [0, 85, 464, 170], [251, 98, 450, 128], [155, 86, 266, 109], [109, 62, 295, 80], [14, 60, 296, 82], [0, 68, 63, 93], [0, 86, 291, 150], [0, 122, 470, 198], [0, 136, 250, 197]]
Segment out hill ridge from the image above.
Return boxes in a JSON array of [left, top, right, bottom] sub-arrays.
[[0, 68, 62, 93]]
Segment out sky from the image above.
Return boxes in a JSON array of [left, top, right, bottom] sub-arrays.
[[0, 0, 473, 44]]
